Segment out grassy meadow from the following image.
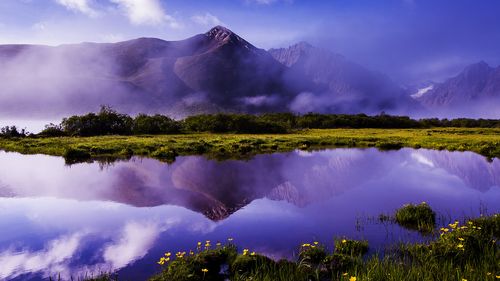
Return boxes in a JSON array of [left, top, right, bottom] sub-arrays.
[[0, 128, 498, 163]]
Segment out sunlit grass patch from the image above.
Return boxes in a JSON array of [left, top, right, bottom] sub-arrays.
[[1, 128, 500, 164]]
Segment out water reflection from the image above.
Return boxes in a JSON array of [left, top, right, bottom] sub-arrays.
[[0, 148, 498, 280]]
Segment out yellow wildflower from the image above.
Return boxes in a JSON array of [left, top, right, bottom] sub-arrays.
[[302, 243, 311, 247], [202, 268, 208, 273], [457, 244, 464, 249], [250, 251, 256, 256], [314, 241, 319, 245], [350, 277, 356, 281], [165, 252, 171, 257], [458, 237, 464, 241], [342, 239, 347, 243], [243, 249, 249, 255]]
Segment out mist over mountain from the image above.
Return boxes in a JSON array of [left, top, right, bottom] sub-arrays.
[[414, 61, 500, 118], [268, 42, 419, 114], [0, 26, 498, 118]]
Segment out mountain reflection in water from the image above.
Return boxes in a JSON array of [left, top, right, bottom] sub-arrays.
[[0, 148, 498, 280]]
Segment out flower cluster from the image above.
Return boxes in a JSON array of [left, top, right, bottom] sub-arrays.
[[157, 252, 171, 265]]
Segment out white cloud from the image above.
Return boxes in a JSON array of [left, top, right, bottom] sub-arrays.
[[0, 232, 84, 279], [103, 221, 160, 269], [411, 153, 435, 167], [54, 0, 98, 17], [32, 22, 47, 31], [110, 0, 180, 27], [191, 12, 223, 27], [246, 0, 293, 4], [256, 0, 276, 3], [100, 33, 125, 43]]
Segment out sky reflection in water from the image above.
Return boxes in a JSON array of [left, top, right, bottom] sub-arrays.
[[0, 148, 498, 280]]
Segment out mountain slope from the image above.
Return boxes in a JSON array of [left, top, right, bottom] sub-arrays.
[[416, 61, 500, 116], [269, 42, 419, 114], [0, 26, 424, 118], [0, 26, 292, 117]]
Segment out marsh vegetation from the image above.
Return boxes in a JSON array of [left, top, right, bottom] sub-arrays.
[[146, 213, 499, 281]]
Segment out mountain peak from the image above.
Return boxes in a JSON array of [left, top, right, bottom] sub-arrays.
[[292, 41, 314, 50], [206, 25, 234, 38], [268, 42, 321, 67], [460, 60, 493, 80], [205, 25, 256, 50], [463, 60, 492, 73]]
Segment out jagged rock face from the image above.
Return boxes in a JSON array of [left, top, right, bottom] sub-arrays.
[[417, 61, 500, 112]]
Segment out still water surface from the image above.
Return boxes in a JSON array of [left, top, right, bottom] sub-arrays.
[[0, 148, 499, 280]]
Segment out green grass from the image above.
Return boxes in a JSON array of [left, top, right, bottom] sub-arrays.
[[394, 202, 437, 234], [0, 128, 499, 164], [146, 214, 499, 281]]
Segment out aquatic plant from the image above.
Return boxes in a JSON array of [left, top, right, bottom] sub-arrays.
[[395, 202, 436, 233], [145, 214, 498, 281], [334, 238, 369, 256]]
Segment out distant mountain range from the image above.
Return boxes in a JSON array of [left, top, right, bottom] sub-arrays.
[[412, 61, 500, 117], [0, 25, 498, 118]]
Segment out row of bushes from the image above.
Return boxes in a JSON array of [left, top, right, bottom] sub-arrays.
[[2, 107, 499, 138], [0, 126, 28, 138]]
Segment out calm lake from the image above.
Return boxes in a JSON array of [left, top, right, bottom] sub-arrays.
[[0, 148, 499, 280]]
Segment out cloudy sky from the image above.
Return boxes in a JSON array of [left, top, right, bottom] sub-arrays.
[[1, 0, 499, 83]]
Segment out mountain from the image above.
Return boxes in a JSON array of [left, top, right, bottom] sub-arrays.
[[0, 26, 293, 117], [0, 26, 420, 118], [415, 61, 500, 117], [268, 42, 419, 114]]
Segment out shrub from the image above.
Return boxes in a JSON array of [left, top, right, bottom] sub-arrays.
[[61, 106, 133, 136], [39, 123, 66, 137], [132, 114, 181, 134], [0, 126, 26, 138]]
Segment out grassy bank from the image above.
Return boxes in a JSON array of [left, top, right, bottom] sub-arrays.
[[148, 214, 499, 281], [0, 128, 499, 163], [80, 213, 499, 281]]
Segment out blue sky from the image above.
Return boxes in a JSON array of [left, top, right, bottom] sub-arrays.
[[1, 0, 499, 83]]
